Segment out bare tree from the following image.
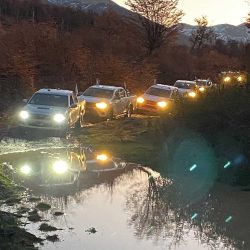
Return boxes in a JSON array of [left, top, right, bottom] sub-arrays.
[[190, 16, 216, 52], [126, 0, 184, 55]]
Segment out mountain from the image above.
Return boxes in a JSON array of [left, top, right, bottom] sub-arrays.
[[47, 0, 133, 16], [179, 23, 250, 45], [47, 0, 250, 44]]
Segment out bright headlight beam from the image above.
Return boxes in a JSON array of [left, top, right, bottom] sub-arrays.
[[20, 165, 31, 175], [157, 101, 167, 108], [199, 87, 205, 92], [53, 114, 66, 123], [224, 76, 231, 83], [137, 97, 145, 104], [53, 160, 68, 174], [188, 92, 197, 98], [96, 154, 108, 161], [96, 102, 108, 110], [19, 111, 29, 120], [237, 76, 243, 82]]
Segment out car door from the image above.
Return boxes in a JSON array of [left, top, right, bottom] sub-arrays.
[[112, 90, 123, 116], [118, 89, 128, 114], [69, 95, 79, 126]]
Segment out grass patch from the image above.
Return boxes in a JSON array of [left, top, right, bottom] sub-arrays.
[[0, 171, 42, 249], [77, 115, 163, 166]]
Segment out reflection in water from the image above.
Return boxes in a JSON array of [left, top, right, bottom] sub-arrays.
[[0, 148, 249, 250], [1, 147, 127, 197], [126, 172, 250, 250]]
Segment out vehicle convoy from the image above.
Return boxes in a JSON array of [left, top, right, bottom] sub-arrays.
[[174, 80, 198, 98], [136, 84, 179, 113], [18, 89, 86, 135], [78, 85, 136, 120]]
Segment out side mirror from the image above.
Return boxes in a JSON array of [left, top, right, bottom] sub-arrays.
[[70, 104, 77, 109], [23, 99, 28, 103]]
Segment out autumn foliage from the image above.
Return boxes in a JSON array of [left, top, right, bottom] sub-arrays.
[[0, 0, 246, 112]]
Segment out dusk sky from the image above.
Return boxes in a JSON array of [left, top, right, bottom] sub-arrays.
[[114, 0, 249, 25]]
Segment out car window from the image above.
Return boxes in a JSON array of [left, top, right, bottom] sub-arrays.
[[29, 93, 68, 107], [146, 87, 172, 98], [174, 82, 196, 90], [70, 96, 74, 106], [82, 88, 114, 99]]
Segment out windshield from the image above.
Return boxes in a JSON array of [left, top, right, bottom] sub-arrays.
[[146, 87, 172, 98], [174, 82, 196, 90], [196, 81, 207, 86], [82, 88, 114, 99], [29, 93, 68, 107]]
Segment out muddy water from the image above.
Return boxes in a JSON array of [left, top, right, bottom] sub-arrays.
[[0, 144, 250, 250]]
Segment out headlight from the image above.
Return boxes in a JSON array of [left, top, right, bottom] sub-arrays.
[[53, 114, 66, 123], [20, 165, 31, 175], [137, 97, 145, 104], [53, 160, 68, 174], [96, 154, 108, 162], [199, 87, 205, 92], [188, 92, 197, 98], [157, 101, 167, 108], [224, 76, 231, 83], [96, 102, 108, 110], [19, 111, 29, 120], [237, 76, 243, 82]]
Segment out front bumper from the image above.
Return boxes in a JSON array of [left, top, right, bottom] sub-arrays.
[[85, 105, 110, 119], [19, 118, 67, 131], [136, 103, 167, 115]]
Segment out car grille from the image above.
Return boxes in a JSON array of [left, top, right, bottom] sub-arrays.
[[31, 113, 51, 120], [144, 100, 157, 110]]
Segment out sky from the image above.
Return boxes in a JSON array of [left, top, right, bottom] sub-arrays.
[[114, 0, 249, 25]]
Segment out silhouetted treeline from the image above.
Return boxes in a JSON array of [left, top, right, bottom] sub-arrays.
[[0, 0, 95, 29]]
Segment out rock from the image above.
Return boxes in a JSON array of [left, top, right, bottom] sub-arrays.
[[39, 223, 58, 232]]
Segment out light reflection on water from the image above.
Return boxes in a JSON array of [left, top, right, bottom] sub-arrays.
[[0, 148, 249, 250]]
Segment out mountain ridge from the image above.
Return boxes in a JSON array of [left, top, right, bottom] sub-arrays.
[[47, 0, 250, 43]]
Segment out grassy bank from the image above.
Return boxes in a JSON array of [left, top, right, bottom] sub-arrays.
[[76, 115, 164, 166], [0, 164, 42, 249]]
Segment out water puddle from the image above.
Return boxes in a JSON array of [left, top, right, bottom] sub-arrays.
[[0, 147, 249, 250]]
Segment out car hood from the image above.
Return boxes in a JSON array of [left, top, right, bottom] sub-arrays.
[[178, 89, 193, 95], [24, 104, 68, 115], [143, 94, 171, 102], [79, 96, 111, 104]]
